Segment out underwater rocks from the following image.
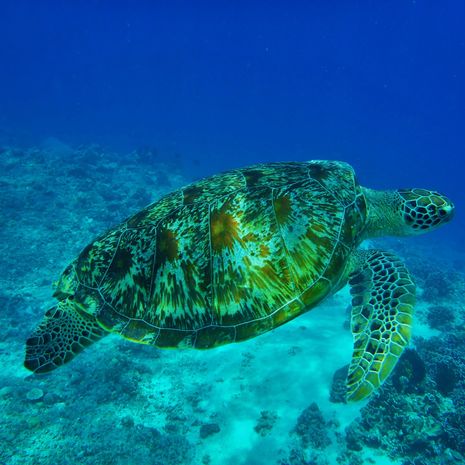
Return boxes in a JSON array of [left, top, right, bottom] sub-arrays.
[[342, 334, 465, 464], [416, 333, 465, 457], [0, 386, 14, 399], [390, 348, 426, 395], [254, 410, 278, 436], [129, 425, 192, 465], [199, 423, 221, 439], [407, 252, 465, 307], [399, 245, 464, 308], [25, 387, 44, 401], [416, 333, 465, 399], [426, 305, 455, 331], [329, 364, 349, 404], [279, 403, 334, 465], [292, 402, 331, 449], [121, 415, 135, 428], [72, 422, 193, 465], [422, 269, 463, 302], [279, 447, 329, 465], [1, 379, 193, 465], [345, 387, 448, 459]]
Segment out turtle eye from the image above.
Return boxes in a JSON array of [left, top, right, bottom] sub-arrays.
[[403, 214, 414, 226], [437, 205, 454, 223]]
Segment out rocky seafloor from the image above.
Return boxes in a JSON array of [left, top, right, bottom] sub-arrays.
[[0, 143, 464, 465]]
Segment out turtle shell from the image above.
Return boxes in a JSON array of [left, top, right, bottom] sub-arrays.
[[59, 161, 367, 349]]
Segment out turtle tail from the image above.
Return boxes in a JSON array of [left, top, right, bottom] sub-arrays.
[[24, 302, 107, 373]]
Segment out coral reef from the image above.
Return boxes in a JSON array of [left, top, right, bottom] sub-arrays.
[[390, 348, 426, 395], [279, 447, 329, 465], [292, 402, 331, 449], [340, 333, 465, 464], [422, 269, 463, 302], [426, 305, 455, 331], [199, 423, 221, 439], [254, 410, 278, 436]]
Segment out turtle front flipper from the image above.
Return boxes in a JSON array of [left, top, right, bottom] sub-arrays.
[[24, 302, 107, 373], [346, 250, 415, 402]]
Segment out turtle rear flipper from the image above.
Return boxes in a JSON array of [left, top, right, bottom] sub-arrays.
[[24, 303, 106, 373], [346, 250, 415, 402]]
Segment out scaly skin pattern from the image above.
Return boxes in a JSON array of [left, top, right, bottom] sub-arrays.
[[56, 161, 367, 348]]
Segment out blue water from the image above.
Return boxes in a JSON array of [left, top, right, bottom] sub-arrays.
[[1, 2, 464, 465], [2, 2, 464, 200]]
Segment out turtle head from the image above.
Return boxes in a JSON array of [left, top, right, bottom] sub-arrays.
[[397, 189, 454, 235], [24, 263, 106, 374]]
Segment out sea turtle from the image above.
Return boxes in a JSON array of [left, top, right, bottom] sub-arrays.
[[24, 161, 454, 401]]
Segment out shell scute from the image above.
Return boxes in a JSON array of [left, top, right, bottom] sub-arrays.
[[150, 202, 212, 330], [76, 226, 124, 288], [126, 190, 183, 228], [210, 186, 296, 326], [195, 326, 236, 348], [98, 228, 154, 320], [273, 179, 345, 291], [182, 170, 245, 204], [307, 160, 356, 206], [154, 328, 197, 348], [240, 162, 309, 189]]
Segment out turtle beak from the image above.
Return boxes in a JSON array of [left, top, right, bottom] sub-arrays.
[[438, 201, 454, 225]]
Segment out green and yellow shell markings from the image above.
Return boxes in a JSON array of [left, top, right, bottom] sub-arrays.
[[258, 243, 270, 257], [273, 194, 292, 225], [307, 163, 331, 181], [300, 278, 332, 308], [210, 201, 242, 252], [157, 228, 179, 263], [110, 248, 134, 279], [125, 190, 184, 228], [56, 160, 363, 351], [149, 202, 212, 330], [210, 187, 297, 326], [182, 184, 205, 204], [341, 191, 367, 245], [182, 170, 246, 205], [76, 226, 124, 288], [98, 229, 154, 323], [307, 161, 357, 206], [53, 262, 79, 299], [271, 181, 346, 291], [242, 168, 266, 187], [240, 162, 309, 189]]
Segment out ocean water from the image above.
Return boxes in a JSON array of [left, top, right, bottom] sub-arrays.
[[0, 2, 464, 465]]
